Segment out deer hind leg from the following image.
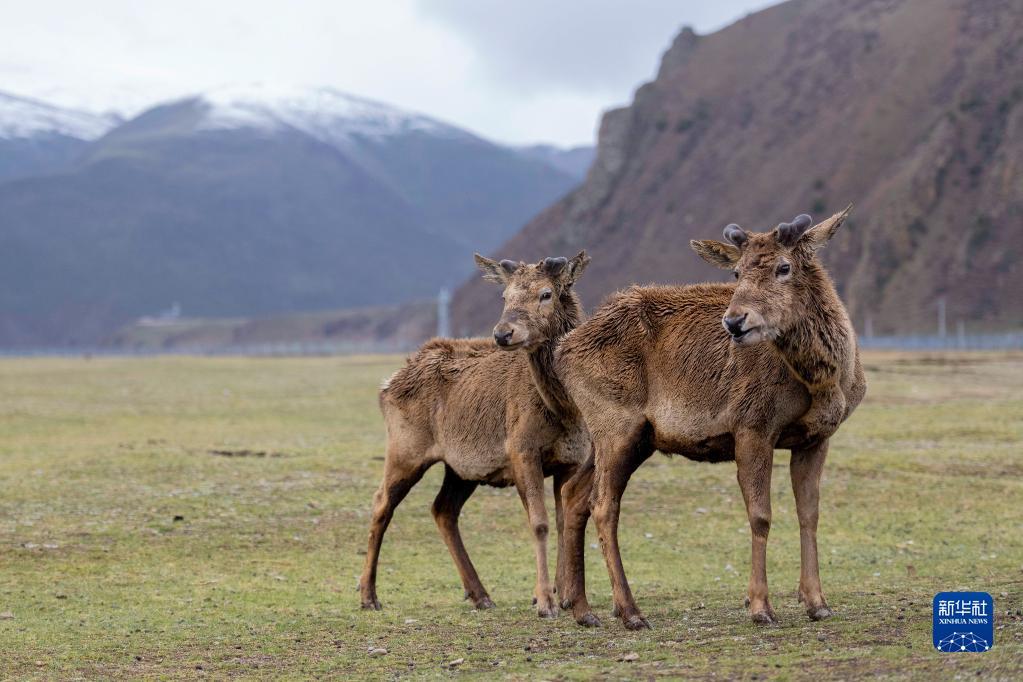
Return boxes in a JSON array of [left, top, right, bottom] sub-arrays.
[[432, 465, 493, 609], [735, 430, 777, 625], [358, 448, 430, 610], [591, 421, 653, 630], [559, 453, 600, 627], [512, 452, 558, 618], [790, 437, 832, 621]]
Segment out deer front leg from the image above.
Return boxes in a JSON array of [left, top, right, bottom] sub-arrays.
[[790, 437, 832, 621], [735, 431, 777, 625], [591, 423, 653, 630], [513, 453, 558, 618], [558, 456, 600, 627]]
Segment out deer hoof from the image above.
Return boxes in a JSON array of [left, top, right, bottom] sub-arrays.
[[744, 596, 751, 608], [808, 605, 833, 621], [611, 604, 620, 618], [751, 609, 779, 625], [361, 599, 382, 611], [536, 601, 560, 621], [474, 597, 496, 610], [576, 612, 601, 628], [623, 615, 651, 630]]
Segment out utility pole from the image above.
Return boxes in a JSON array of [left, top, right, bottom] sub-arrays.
[[437, 288, 451, 338], [937, 297, 947, 338]]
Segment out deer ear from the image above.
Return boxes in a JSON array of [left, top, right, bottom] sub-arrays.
[[801, 204, 853, 249], [474, 253, 508, 284], [691, 240, 740, 269], [565, 250, 590, 286]]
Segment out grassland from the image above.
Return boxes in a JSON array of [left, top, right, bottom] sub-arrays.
[[0, 352, 1021, 680]]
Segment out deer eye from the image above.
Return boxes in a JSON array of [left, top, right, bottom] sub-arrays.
[[732, 270, 739, 280], [539, 289, 553, 302], [776, 262, 791, 277]]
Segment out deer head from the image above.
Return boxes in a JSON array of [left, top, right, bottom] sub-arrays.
[[690, 205, 852, 345], [475, 251, 590, 350]]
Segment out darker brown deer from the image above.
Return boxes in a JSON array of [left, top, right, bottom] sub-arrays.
[[359, 252, 597, 621], [556, 206, 866, 630]]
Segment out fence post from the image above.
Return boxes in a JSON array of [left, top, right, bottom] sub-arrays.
[[437, 288, 451, 338]]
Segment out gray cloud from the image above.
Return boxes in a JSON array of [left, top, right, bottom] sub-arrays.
[[417, 0, 776, 96], [1, 0, 776, 146]]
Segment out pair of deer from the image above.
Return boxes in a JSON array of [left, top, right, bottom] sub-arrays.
[[359, 206, 866, 630]]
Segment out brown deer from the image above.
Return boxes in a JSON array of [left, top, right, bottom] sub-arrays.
[[358, 252, 599, 623], [555, 206, 866, 630]]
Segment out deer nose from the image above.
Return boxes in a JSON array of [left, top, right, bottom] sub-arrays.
[[494, 328, 515, 346], [723, 313, 747, 337]]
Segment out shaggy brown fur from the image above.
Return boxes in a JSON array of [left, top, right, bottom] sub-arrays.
[[358, 252, 597, 622], [556, 207, 866, 630]]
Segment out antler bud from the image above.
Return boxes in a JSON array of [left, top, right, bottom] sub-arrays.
[[790, 214, 812, 231], [723, 224, 748, 247], [540, 256, 568, 276], [775, 214, 813, 246]]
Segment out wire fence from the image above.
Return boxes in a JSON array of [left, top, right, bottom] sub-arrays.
[[3, 332, 1023, 357], [0, 340, 421, 358], [858, 331, 1023, 351]]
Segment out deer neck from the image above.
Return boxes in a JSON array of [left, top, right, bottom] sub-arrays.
[[773, 264, 853, 391], [526, 295, 582, 419]]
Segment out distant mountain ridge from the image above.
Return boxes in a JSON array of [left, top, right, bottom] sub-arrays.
[[453, 0, 1023, 336], [0, 91, 117, 140], [0, 91, 120, 182], [0, 86, 587, 347], [194, 85, 467, 143], [516, 144, 595, 179]]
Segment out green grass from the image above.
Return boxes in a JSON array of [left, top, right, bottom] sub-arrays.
[[1, 352, 1021, 679]]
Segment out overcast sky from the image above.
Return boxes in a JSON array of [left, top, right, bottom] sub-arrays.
[[0, 0, 776, 146]]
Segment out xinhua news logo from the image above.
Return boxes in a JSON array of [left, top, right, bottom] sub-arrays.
[[933, 591, 994, 653]]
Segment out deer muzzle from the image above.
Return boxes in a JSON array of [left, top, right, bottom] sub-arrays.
[[493, 321, 529, 349], [722, 308, 767, 345]]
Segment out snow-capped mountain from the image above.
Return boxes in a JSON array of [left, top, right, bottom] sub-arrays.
[[0, 86, 583, 347], [192, 84, 468, 147], [0, 91, 116, 140], [0, 91, 120, 183]]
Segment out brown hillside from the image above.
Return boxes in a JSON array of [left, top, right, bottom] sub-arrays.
[[453, 0, 1023, 336]]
